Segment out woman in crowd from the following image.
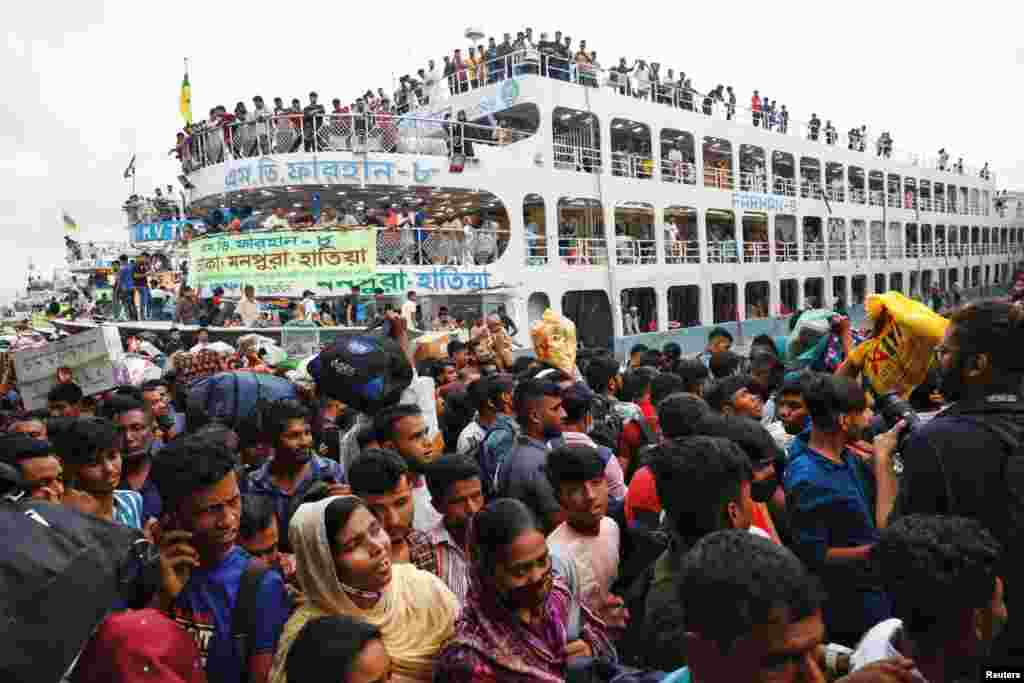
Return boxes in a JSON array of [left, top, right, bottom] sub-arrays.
[[435, 498, 616, 682], [286, 615, 391, 683], [268, 495, 458, 683]]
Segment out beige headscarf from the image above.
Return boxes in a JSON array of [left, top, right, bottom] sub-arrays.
[[268, 496, 458, 683]]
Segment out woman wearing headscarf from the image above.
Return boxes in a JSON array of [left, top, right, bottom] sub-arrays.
[[435, 498, 616, 682], [268, 496, 458, 683]]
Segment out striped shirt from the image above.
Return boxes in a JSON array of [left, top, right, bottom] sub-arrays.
[[425, 521, 472, 605]]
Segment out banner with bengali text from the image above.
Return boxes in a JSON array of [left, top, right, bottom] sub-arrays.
[[188, 229, 376, 291]]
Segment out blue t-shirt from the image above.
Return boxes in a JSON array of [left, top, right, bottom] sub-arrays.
[[171, 546, 290, 683], [247, 455, 347, 538], [112, 490, 143, 530], [117, 263, 135, 290]]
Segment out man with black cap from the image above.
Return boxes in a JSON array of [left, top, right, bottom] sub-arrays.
[[303, 92, 325, 152]]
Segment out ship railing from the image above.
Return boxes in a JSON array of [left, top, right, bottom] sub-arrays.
[[906, 244, 919, 258], [616, 238, 657, 265], [886, 244, 903, 259], [185, 115, 531, 171], [800, 180, 823, 200], [703, 167, 735, 190], [775, 242, 798, 262], [367, 226, 507, 267], [611, 154, 654, 179], [969, 203, 981, 216], [773, 177, 798, 197], [919, 197, 933, 212], [803, 242, 825, 261], [869, 191, 885, 207], [559, 238, 608, 265], [525, 236, 547, 266], [934, 244, 947, 258], [887, 193, 901, 209], [850, 244, 868, 259], [739, 171, 770, 193], [848, 188, 866, 204], [707, 240, 740, 263], [921, 244, 934, 258], [743, 242, 770, 263], [870, 243, 887, 260], [828, 243, 847, 261], [553, 142, 602, 174], [665, 239, 700, 264], [660, 159, 697, 185], [825, 186, 845, 203]]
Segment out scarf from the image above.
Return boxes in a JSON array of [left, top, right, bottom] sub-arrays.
[[268, 496, 458, 683]]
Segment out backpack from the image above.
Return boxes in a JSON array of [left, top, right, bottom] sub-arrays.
[[466, 418, 519, 499], [231, 560, 272, 681], [590, 396, 657, 461], [185, 371, 298, 431]]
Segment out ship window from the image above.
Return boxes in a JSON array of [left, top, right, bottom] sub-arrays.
[[803, 217, 824, 262], [665, 206, 699, 264], [889, 174, 903, 208], [562, 290, 613, 350], [922, 225, 933, 256], [775, 215, 797, 262], [557, 197, 605, 265], [986, 265, 991, 285], [869, 171, 885, 206], [825, 162, 844, 202], [660, 130, 696, 185], [909, 271, 920, 298], [668, 285, 701, 328], [982, 190, 990, 216], [948, 268, 958, 287], [888, 221, 903, 259], [934, 183, 945, 210], [827, 218, 847, 261], [742, 213, 769, 263], [615, 203, 655, 265], [552, 108, 601, 174], [712, 283, 738, 324], [527, 293, 550, 328], [803, 278, 824, 309], [971, 267, 980, 288], [891, 273, 903, 294], [970, 189, 980, 214], [706, 209, 737, 264], [850, 220, 867, 259], [833, 276, 848, 308], [947, 184, 957, 211], [906, 223, 918, 258], [703, 137, 733, 190], [611, 119, 652, 179], [960, 188, 969, 212], [799, 157, 822, 199], [920, 179, 931, 210], [870, 220, 885, 259], [780, 279, 798, 316], [939, 269, 947, 290], [852, 275, 867, 305], [524, 194, 546, 266], [745, 282, 770, 319], [921, 270, 933, 294], [874, 273, 886, 294], [739, 145, 767, 192], [622, 288, 657, 334], [848, 166, 865, 204], [772, 151, 796, 197]]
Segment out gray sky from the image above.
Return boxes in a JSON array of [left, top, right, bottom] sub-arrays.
[[3, 0, 1022, 301]]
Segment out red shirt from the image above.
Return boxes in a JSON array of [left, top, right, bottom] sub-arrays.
[[751, 96, 761, 111], [625, 465, 661, 525]]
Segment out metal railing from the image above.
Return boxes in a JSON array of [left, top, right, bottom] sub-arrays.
[[611, 154, 654, 179], [375, 226, 506, 266], [739, 171, 770, 193], [888, 193, 902, 209], [615, 238, 657, 264], [828, 243, 847, 261], [559, 237, 608, 265], [553, 143, 602, 174], [906, 244, 919, 258], [800, 180, 824, 199], [888, 244, 904, 259], [869, 191, 885, 207], [920, 244, 934, 258], [707, 240, 740, 263], [743, 242, 770, 263], [704, 167, 735, 190], [776, 242, 798, 262], [850, 243, 868, 259], [849, 188, 867, 204], [665, 239, 700, 263], [803, 242, 825, 261], [825, 186, 845, 203], [525, 237, 547, 266], [660, 159, 697, 184], [773, 177, 798, 197], [870, 243, 887, 259]]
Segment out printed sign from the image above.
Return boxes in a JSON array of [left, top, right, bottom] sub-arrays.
[[201, 267, 492, 298], [732, 191, 798, 213], [132, 220, 202, 243], [14, 326, 124, 410], [189, 229, 376, 292], [224, 155, 439, 193]]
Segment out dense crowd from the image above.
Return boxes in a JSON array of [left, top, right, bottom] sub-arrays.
[[2, 293, 1023, 683]]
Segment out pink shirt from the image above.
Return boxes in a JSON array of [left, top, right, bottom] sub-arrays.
[[547, 517, 620, 613]]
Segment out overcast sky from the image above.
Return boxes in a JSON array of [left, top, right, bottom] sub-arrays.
[[3, 0, 1023, 301]]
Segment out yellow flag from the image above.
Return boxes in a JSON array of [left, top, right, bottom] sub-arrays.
[[179, 72, 192, 125]]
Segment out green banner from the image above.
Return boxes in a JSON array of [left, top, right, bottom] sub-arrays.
[[189, 228, 376, 291]]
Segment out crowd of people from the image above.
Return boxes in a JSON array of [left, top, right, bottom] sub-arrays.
[[3, 289, 1023, 683]]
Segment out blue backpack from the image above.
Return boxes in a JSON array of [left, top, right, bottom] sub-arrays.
[[186, 372, 298, 431]]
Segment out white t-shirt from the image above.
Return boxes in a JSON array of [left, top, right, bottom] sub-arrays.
[[457, 420, 486, 456], [302, 298, 318, 317], [412, 477, 443, 532], [401, 300, 418, 329], [668, 148, 683, 163], [547, 517, 620, 612], [850, 619, 928, 682]]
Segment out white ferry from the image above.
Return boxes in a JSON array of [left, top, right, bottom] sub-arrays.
[[173, 46, 1023, 355]]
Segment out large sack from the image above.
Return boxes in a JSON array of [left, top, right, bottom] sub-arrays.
[[186, 371, 298, 430], [846, 291, 949, 397], [308, 334, 413, 414]]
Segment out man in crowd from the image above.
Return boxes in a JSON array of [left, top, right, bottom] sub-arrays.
[[774, 373, 811, 446], [151, 435, 291, 683], [555, 383, 627, 504], [6, 410, 49, 440], [373, 404, 443, 532], [47, 382, 83, 418], [424, 454, 485, 604], [0, 433, 64, 502], [698, 326, 734, 367], [456, 374, 515, 457], [348, 448, 437, 573], [103, 394, 163, 522], [705, 374, 764, 421]]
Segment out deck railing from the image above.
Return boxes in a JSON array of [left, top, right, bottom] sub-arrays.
[[665, 239, 701, 263], [660, 159, 697, 185]]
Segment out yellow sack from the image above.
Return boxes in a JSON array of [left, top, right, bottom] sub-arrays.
[[847, 291, 949, 398]]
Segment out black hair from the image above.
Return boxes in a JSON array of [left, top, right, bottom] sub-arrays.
[[426, 454, 482, 503], [802, 374, 867, 432], [692, 413, 781, 467], [875, 514, 1002, 644], [195, 421, 239, 449], [750, 334, 778, 356], [447, 339, 467, 356], [8, 409, 49, 431], [47, 382, 83, 405], [150, 434, 239, 512], [544, 444, 605, 493], [510, 356, 535, 376], [512, 378, 562, 422], [348, 448, 409, 496], [620, 370, 653, 403], [949, 301, 1024, 375], [704, 374, 755, 413], [674, 358, 710, 393], [707, 326, 734, 343], [651, 437, 752, 543], [748, 351, 782, 373], [99, 394, 151, 423], [679, 530, 824, 653], [584, 355, 620, 394], [372, 404, 422, 445], [708, 351, 742, 380], [432, 360, 456, 383], [470, 498, 544, 575], [778, 371, 812, 397], [287, 616, 383, 683], [630, 344, 650, 357], [561, 386, 593, 423], [658, 393, 711, 439], [324, 496, 370, 555], [239, 493, 276, 541], [442, 390, 475, 451], [0, 434, 54, 464], [54, 418, 120, 466], [651, 372, 685, 406], [262, 399, 310, 445], [140, 379, 169, 393], [662, 342, 682, 360]]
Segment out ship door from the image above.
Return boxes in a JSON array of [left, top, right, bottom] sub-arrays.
[[563, 290, 613, 350]]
